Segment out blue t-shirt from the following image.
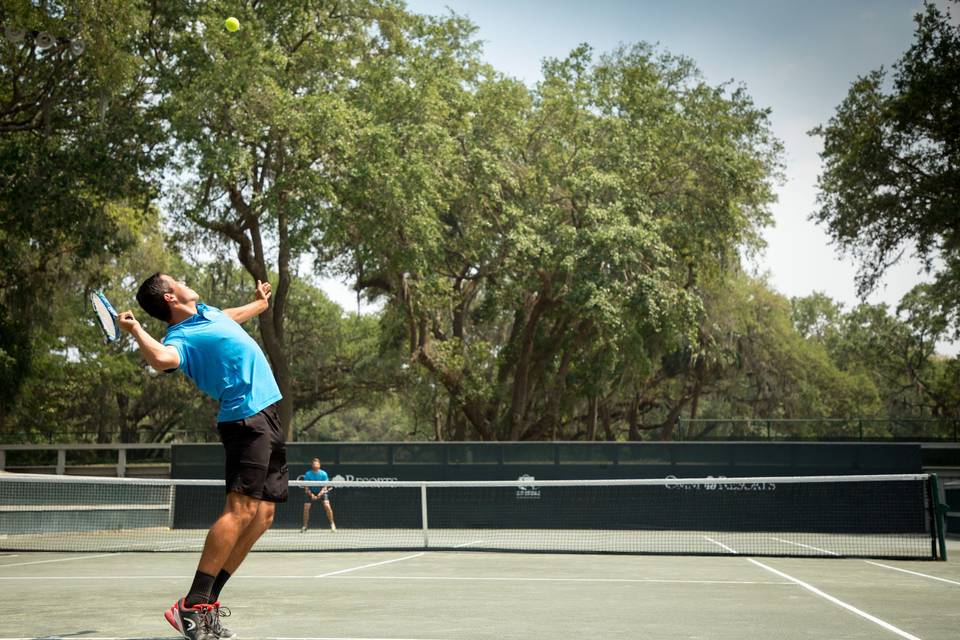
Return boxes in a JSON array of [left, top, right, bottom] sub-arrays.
[[162, 303, 282, 422], [303, 469, 329, 494]]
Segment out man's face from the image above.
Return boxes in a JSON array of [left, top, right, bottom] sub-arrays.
[[312, 461, 321, 472], [161, 275, 200, 305]]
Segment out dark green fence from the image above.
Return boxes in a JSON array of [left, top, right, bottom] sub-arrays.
[[173, 441, 926, 481]]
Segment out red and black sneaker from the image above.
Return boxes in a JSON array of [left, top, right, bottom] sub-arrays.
[[164, 598, 216, 640], [208, 601, 237, 639]]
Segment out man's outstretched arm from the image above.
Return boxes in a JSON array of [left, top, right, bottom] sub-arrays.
[[224, 280, 272, 324], [118, 311, 181, 371]]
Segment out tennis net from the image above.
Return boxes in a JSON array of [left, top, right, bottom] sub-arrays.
[[0, 473, 947, 559]]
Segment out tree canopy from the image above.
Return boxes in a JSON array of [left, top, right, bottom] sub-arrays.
[[810, 1, 960, 334], [0, 0, 956, 444]]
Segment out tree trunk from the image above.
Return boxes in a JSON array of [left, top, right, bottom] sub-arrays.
[[659, 396, 688, 441], [688, 348, 706, 421], [508, 288, 552, 440], [116, 392, 132, 443], [628, 393, 641, 441], [210, 185, 296, 440], [586, 395, 598, 441], [433, 392, 444, 442], [242, 262, 293, 441], [601, 399, 613, 441], [449, 396, 465, 440]]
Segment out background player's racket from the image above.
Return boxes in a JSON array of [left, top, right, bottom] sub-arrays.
[[90, 291, 121, 343], [298, 474, 333, 499]]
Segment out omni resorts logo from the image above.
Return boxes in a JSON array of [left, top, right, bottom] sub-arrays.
[[516, 474, 541, 500], [663, 475, 777, 491], [332, 474, 399, 482]]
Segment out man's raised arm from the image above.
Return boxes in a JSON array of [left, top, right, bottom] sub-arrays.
[[224, 280, 272, 324], [118, 311, 181, 371]]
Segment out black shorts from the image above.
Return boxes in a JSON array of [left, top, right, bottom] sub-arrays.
[[217, 402, 288, 502]]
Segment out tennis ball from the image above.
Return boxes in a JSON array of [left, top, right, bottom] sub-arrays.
[[225, 17, 240, 32]]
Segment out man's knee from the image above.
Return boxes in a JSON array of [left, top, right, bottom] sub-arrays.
[[225, 492, 261, 526], [257, 502, 276, 530]]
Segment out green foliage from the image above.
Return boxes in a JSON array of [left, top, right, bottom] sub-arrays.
[[148, 0, 479, 436], [327, 40, 782, 440], [801, 289, 960, 420], [810, 2, 960, 312], [1, 210, 216, 443], [0, 0, 161, 415], [3, 1, 956, 444]]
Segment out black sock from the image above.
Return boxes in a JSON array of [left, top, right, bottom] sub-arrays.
[[210, 569, 232, 602], [184, 570, 216, 608]]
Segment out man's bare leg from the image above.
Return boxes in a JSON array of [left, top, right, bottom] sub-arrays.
[[302, 502, 311, 530], [196, 492, 263, 576], [323, 501, 336, 529], [176, 491, 260, 612], [203, 498, 276, 609], [222, 500, 275, 574]]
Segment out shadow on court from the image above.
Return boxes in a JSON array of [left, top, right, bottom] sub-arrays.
[[0, 543, 958, 640]]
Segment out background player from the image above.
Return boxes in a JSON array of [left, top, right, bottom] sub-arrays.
[[302, 457, 336, 531]]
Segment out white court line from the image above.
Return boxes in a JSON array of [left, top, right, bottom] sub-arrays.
[[313, 540, 482, 578], [331, 575, 790, 585], [770, 537, 840, 556], [0, 574, 791, 585], [0, 638, 447, 640], [703, 536, 738, 554], [865, 560, 960, 587], [315, 552, 425, 578], [0, 552, 118, 568], [452, 539, 485, 548], [0, 575, 189, 580], [747, 559, 923, 640]]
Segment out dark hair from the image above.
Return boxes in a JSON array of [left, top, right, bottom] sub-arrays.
[[136, 272, 173, 322]]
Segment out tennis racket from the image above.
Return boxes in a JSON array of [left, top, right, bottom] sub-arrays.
[[90, 291, 121, 343]]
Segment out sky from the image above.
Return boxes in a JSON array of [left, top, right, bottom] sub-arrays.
[[319, 0, 957, 352]]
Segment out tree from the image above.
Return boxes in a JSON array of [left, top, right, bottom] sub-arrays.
[[790, 289, 960, 429], [810, 2, 960, 320], [0, 1, 162, 422], [328, 43, 782, 440], [150, 0, 479, 439], [1, 210, 218, 444]]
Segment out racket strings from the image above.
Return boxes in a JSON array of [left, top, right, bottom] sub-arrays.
[[91, 293, 120, 342]]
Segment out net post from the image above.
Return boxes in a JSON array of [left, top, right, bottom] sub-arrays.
[[56, 449, 66, 475], [0, 449, 5, 471], [168, 484, 177, 530], [420, 483, 429, 550], [929, 474, 949, 561], [117, 449, 127, 478]]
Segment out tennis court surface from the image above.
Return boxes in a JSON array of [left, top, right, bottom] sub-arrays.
[[1, 473, 956, 638], [1, 546, 959, 640]]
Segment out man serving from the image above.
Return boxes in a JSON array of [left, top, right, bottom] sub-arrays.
[[120, 274, 284, 640]]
